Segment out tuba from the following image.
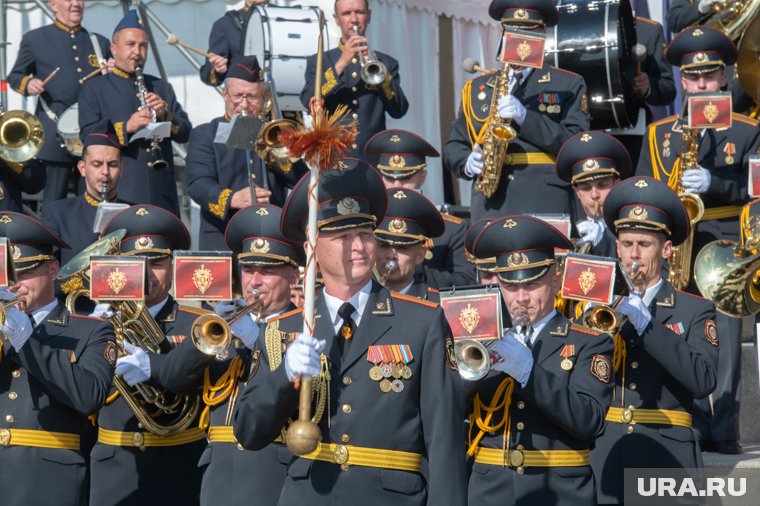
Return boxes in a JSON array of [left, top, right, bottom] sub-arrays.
[[0, 110, 44, 163], [668, 125, 705, 290]]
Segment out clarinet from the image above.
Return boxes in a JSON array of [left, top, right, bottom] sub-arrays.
[[99, 182, 110, 203], [134, 65, 168, 170]]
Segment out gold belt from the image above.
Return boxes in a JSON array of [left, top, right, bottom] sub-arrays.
[[300, 442, 422, 472], [506, 153, 556, 166], [473, 445, 589, 469], [606, 407, 692, 428], [702, 205, 741, 221], [0, 428, 80, 450], [207, 425, 282, 445], [97, 427, 206, 448]]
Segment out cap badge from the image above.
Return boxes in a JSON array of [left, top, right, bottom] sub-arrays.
[[12, 245, 22, 260], [390, 134, 401, 143], [250, 238, 271, 253], [629, 206, 649, 221], [503, 219, 518, 229], [507, 252, 529, 268], [135, 236, 154, 250], [515, 8, 528, 19], [393, 190, 407, 200], [0, 215, 11, 224], [337, 197, 359, 215], [580, 133, 592, 142], [192, 264, 214, 294], [694, 52, 707, 63], [136, 208, 149, 216], [634, 179, 648, 188], [583, 159, 599, 171], [692, 28, 703, 36], [389, 155, 406, 168], [458, 303, 480, 335], [337, 160, 349, 170], [255, 208, 269, 216], [388, 219, 407, 234]]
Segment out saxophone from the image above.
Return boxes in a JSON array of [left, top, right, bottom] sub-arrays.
[[475, 62, 517, 198], [668, 125, 705, 290], [134, 65, 168, 171]]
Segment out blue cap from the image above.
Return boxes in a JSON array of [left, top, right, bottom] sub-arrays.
[[113, 10, 145, 36], [83, 119, 120, 150], [226, 56, 262, 82]]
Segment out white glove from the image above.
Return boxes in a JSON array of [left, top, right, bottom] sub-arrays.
[[618, 294, 651, 336], [698, 0, 721, 13], [497, 94, 527, 126], [89, 303, 114, 319], [283, 333, 325, 382], [491, 332, 534, 387], [576, 219, 606, 247], [464, 145, 484, 178], [115, 342, 151, 386], [0, 288, 15, 302], [2, 306, 33, 351], [214, 299, 260, 349], [681, 167, 711, 194]]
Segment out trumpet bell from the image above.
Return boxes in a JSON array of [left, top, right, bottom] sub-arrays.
[[0, 110, 45, 163], [582, 305, 620, 333], [361, 59, 388, 86], [190, 313, 232, 356], [255, 119, 299, 167], [694, 240, 760, 317], [454, 339, 492, 381]]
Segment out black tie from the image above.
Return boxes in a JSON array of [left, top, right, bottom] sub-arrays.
[[27, 313, 36, 328], [337, 302, 356, 358]]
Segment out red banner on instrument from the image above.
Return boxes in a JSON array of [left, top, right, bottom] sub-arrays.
[[500, 29, 546, 69], [173, 253, 233, 301], [748, 156, 760, 198], [90, 256, 146, 301], [439, 288, 503, 342], [531, 214, 571, 254], [561, 254, 616, 304], [0, 238, 14, 288], [688, 93, 732, 129]]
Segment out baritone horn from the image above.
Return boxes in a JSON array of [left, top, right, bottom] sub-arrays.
[[191, 288, 264, 355], [455, 307, 530, 381], [352, 24, 387, 86]]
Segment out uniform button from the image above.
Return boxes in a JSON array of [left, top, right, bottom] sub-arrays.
[[351, 72, 358, 78], [516, 466, 525, 474], [516, 401, 525, 409], [5, 415, 13, 423], [342, 404, 352, 414], [342, 376, 352, 385], [507, 174, 515, 181], [72, 44, 78, 49], [76, 67, 82, 73], [351, 113, 358, 119], [352, 58, 358, 64], [340, 463, 350, 472], [351, 86, 357, 92], [352, 99, 358, 105], [516, 422, 525, 430], [626, 426, 634, 434], [8, 392, 17, 400], [74, 56, 80, 62], [352, 143, 358, 149], [341, 434, 350, 443], [629, 383, 637, 390], [11, 370, 20, 378], [237, 443, 244, 451], [631, 361, 639, 369]]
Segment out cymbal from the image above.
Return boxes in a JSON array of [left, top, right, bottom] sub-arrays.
[[737, 16, 760, 101]]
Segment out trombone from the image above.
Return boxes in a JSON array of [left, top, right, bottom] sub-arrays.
[[582, 261, 646, 334], [351, 24, 388, 86], [191, 288, 264, 355]]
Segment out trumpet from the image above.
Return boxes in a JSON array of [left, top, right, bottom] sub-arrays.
[[455, 307, 530, 381], [583, 261, 646, 333], [0, 296, 27, 327], [191, 288, 264, 355], [351, 24, 388, 86], [373, 259, 398, 286]]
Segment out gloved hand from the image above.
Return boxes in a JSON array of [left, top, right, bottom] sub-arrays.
[[214, 299, 259, 349], [497, 94, 527, 126], [89, 303, 114, 319], [0, 288, 15, 302], [576, 219, 606, 247], [2, 306, 33, 351], [681, 167, 711, 194], [464, 145, 484, 178], [491, 332, 534, 387], [283, 333, 325, 382], [698, 0, 722, 13], [115, 342, 151, 386], [618, 294, 651, 336]]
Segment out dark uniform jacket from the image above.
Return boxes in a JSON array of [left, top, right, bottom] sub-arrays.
[[200, 7, 248, 86], [466, 313, 614, 506], [184, 116, 308, 249], [233, 282, 467, 506], [635, 17, 677, 111], [78, 69, 192, 216], [88, 298, 207, 506], [7, 22, 111, 163], [300, 46, 409, 163], [590, 282, 719, 504], [0, 159, 46, 212], [418, 213, 477, 289], [0, 303, 115, 506], [443, 64, 589, 223], [404, 279, 440, 303]]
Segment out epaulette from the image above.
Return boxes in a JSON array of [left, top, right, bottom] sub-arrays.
[[570, 323, 603, 336], [391, 291, 439, 308], [651, 114, 678, 127], [70, 314, 103, 322], [441, 213, 464, 225], [549, 66, 581, 78], [636, 16, 660, 27], [732, 113, 759, 127], [177, 305, 209, 316], [270, 307, 304, 322]]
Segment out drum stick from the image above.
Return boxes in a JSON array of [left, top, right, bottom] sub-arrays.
[[79, 66, 106, 85], [41, 67, 60, 86], [463, 57, 488, 75], [632, 44, 647, 77], [166, 34, 212, 60]]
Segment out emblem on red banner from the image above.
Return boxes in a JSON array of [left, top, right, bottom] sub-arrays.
[[561, 254, 616, 304], [90, 256, 146, 301], [500, 29, 546, 69], [173, 252, 233, 301], [439, 287, 503, 342], [688, 93, 732, 129]]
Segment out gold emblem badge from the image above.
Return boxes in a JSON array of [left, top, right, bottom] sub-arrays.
[[459, 303, 480, 335], [580, 133, 592, 142], [578, 267, 596, 295], [107, 268, 127, 294], [515, 8, 528, 19], [507, 252, 529, 268], [703, 101, 719, 124], [250, 238, 270, 253], [135, 208, 149, 216], [692, 28, 703, 37], [135, 236, 154, 250], [88, 54, 100, 68], [503, 219, 518, 229], [11, 245, 21, 260], [192, 264, 213, 294], [388, 219, 408, 234], [583, 159, 599, 171], [0, 215, 12, 224], [393, 190, 407, 199], [337, 160, 349, 170], [629, 206, 648, 220], [390, 134, 401, 143], [634, 179, 648, 188], [389, 155, 406, 168], [255, 208, 269, 216], [337, 197, 359, 215], [694, 52, 707, 63], [516, 41, 532, 62]]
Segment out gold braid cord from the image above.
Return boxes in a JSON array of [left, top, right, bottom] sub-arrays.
[[467, 377, 515, 460], [311, 354, 331, 426], [199, 356, 245, 429], [265, 320, 285, 371]]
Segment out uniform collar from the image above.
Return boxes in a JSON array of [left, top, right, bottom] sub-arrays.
[[148, 296, 170, 319], [323, 279, 372, 332], [523, 309, 557, 345], [54, 19, 81, 33], [642, 277, 664, 307], [112, 67, 132, 79], [30, 299, 59, 326]]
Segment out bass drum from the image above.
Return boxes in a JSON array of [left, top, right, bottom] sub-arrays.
[[57, 103, 83, 157], [241, 5, 327, 112], [545, 0, 637, 130]]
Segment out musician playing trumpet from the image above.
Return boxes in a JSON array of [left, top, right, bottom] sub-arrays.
[[464, 215, 613, 505]]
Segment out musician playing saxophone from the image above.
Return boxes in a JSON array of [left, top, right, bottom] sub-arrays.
[[635, 26, 760, 455], [78, 10, 192, 217], [443, 0, 589, 223]]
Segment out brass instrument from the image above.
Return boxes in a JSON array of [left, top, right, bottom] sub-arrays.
[[0, 110, 44, 163], [134, 65, 168, 171], [372, 259, 398, 286], [473, 60, 517, 198], [702, 0, 760, 41], [190, 289, 263, 355], [0, 296, 27, 327], [99, 182, 110, 203], [668, 124, 705, 290], [583, 261, 647, 333], [255, 118, 301, 172], [351, 24, 388, 86], [454, 308, 529, 381]]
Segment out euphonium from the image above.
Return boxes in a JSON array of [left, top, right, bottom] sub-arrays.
[[668, 126, 705, 290], [351, 24, 388, 86], [475, 61, 517, 198], [0, 109, 44, 163], [190, 288, 264, 356]]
